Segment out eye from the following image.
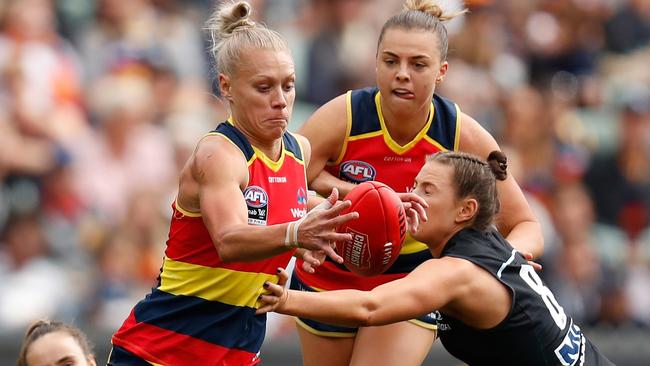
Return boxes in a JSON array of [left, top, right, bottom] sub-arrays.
[[257, 85, 271, 93], [413, 62, 427, 69], [283, 82, 295, 92], [384, 59, 397, 65]]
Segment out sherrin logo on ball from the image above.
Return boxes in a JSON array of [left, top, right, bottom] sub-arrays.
[[340, 160, 376, 183], [336, 181, 407, 276]]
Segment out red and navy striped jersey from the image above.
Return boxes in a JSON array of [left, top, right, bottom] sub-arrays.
[[296, 87, 460, 291], [112, 118, 308, 365]]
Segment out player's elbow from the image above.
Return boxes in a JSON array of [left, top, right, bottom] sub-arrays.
[[355, 296, 384, 327]]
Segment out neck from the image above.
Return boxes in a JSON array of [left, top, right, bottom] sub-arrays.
[[379, 95, 431, 145], [231, 117, 283, 161], [429, 225, 465, 258]]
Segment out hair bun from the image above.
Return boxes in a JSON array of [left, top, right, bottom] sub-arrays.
[[487, 150, 508, 181], [215, 1, 255, 38], [404, 0, 465, 22]]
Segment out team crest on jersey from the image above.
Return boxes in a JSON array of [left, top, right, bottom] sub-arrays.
[[297, 187, 307, 204], [244, 185, 268, 225], [340, 160, 376, 183]]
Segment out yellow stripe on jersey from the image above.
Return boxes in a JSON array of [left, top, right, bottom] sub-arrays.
[[347, 130, 384, 141], [375, 92, 436, 155], [174, 199, 202, 217], [252, 145, 286, 172], [285, 149, 305, 166], [400, 235, 429, 255], [159, 257, 278, 308], [331, 91, 354, 166], [422, 134, 449, 152], [453, 103, 461, 151]]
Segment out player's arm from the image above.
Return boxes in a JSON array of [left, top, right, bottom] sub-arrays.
[[458, 112, 543, 258], [258, 257, 470, 327], [299, 93, 357, 197], [194, 136, 354, 263]]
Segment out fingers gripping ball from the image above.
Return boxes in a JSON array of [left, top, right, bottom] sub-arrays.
[[336, 181, 407, 276]]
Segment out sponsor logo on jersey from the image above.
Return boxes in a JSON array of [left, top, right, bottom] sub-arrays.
[[297, 187, 307, 204], [268, 176, 287, 183], [291, 208, 307, 218], [244, 186, 268, 225], [554, 320, 585, 366], [383, 156, 412, 163], [340, 160, 376, 183]]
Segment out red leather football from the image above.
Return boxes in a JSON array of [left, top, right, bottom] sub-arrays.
[[336, 181, 407, 276]]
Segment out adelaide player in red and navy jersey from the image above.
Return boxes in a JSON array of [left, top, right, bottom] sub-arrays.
[[107, 1, 358, 365], [292, 1, 545, 365]]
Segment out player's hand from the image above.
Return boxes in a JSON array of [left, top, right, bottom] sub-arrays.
[[521, 252, 542, 271], [295, 188, 358, 263], [296, 249, 326, 273], [397, 192, 428, 233], [256, 268, 290, 315]]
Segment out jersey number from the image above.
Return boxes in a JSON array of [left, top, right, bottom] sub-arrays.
[[519, 265, 567, 329]]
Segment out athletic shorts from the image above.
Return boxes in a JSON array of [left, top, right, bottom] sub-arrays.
[[289, 274, 438, 337]]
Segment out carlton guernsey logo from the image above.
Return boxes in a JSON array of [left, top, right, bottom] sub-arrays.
[[340, 160, 376, 183], [244, 186, 268, 225]]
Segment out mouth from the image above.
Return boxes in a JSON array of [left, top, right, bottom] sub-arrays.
[[266, 117, 288, 125], [392, 88, 415, 100]]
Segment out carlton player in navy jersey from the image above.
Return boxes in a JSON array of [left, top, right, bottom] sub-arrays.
[[259, 151, 614, 366]]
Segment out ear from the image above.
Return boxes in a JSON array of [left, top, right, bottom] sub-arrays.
[[219, 73, 232, 101], [436, 61, 449, 83], [455, 197, 477, 224]]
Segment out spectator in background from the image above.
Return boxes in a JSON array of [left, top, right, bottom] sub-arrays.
[[0, 214, 75, 330], [78, 0, 207, 85], [604, 0, 650, 54], [16, 319, 96, 366], [545, 183, 629, 326], [70, 72, 176, 224], [583, 88, 650, 240]]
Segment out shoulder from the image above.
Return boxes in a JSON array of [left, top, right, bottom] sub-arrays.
[[192, 134, 248, 181], [457, 112, 500, 157], [290, 132, 312, 163]]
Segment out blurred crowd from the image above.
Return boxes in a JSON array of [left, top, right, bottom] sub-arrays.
[[0, 0, 649, 340]]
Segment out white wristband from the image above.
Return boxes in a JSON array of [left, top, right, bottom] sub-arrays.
[[284, 197, 334, 248]]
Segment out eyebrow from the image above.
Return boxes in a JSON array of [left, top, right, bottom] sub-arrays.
[[381, 51, 430, 60], [56, 355, 75, 365]]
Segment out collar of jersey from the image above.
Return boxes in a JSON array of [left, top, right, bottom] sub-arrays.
[[228, 116, 286, 172], [375, 91, 435, 155]]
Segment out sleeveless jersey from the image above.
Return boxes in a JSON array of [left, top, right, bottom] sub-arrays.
[[111, 119, 308, 366], [295, 87, 460, 291], [438, 229, 614, 366]]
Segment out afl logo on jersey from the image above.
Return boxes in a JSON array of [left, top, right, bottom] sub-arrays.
[[244, 186, 268, 225], [244, 186, 268, 208], [340, 160, 376, 183]]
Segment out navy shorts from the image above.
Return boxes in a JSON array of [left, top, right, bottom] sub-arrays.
[[289, 274, 438, 337]]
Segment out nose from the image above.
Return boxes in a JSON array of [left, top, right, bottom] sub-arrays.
[[396, 63, 410, 82], [271, 87, 288, 109]]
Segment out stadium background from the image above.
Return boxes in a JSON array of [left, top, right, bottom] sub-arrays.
[[0, 0, 648, 364]]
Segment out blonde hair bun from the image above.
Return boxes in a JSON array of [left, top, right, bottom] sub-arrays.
[[403, 0, 466, 22], [213, 0, 256, 39]]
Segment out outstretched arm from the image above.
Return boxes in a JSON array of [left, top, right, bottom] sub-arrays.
[[258, 258, 469, 327]]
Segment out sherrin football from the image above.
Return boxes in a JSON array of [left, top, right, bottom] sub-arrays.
[[336, 181, 407, 276]]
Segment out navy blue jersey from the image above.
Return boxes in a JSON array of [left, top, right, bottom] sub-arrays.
[[438, 229, 614, 366]]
